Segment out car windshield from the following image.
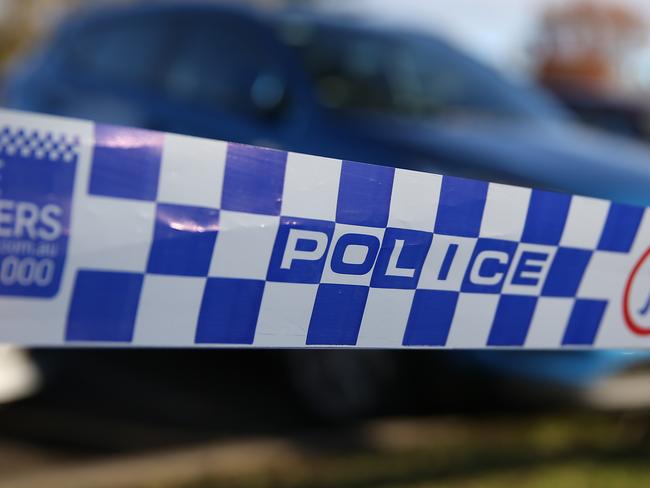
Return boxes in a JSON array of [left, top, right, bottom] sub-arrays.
[[283, 22, 567, 122]]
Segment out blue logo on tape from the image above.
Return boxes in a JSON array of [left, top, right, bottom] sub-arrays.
[[0, 127, 78, 297]]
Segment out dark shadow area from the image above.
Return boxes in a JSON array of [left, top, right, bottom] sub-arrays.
[[0, 349, 599, 456]]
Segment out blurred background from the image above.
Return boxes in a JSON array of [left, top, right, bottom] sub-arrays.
[[3, 0, 650, 486]]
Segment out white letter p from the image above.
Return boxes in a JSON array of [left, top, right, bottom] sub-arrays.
[[280, 229, 329, 270]]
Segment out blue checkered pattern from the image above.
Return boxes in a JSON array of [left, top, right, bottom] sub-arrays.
[[3, 109, 649, 348], [0, 126, 80, 163], [55, 123, 646, 347]]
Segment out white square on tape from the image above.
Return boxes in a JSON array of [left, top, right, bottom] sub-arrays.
[[281, 152, 341, 221], [133, 275, 205, 346], [209, 210, 279, 279], [592, 295, 644, 348], [446, 293, 499, 347], [388, 168, 441, 231], [578, 250, 632, 300], [70, 195, 155, 272], [524, 297, 573, 348], [157, 133, 226, 208], [254, 282, 318, 347], [357, 288, 415, 347], [560, 195, 609, 249], [0, 268, 76, 344], [479, 183, 530, 241]]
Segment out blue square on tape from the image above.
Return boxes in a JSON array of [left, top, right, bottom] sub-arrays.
[[267, 217, 335, 284], [563, 299, 608, 346], [66, 270, 143, 342], [542, 247, 592, 297], [336, 161, 394, 228], [403, 290, 458, 346], [89, 125, 163, 201], [307, 284, 369, 345], [487, 295, 537, 346], [147, 204, 219, 276], [598, 203, 644, 253], [195, 278, 265, 344], [221, 144, 287, 215], [371, 228, 432, 289], [434, 176, 488, 237], [521, 190, 571, 245]]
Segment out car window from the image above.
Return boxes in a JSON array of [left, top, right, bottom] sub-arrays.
[[163, 14, 287, 116], [68, 13, 171, 89], [286, 23, 567, 121]]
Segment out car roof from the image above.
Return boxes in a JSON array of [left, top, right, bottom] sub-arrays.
[[59, 1, 444, 48]]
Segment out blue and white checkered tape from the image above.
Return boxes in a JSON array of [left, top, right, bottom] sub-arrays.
[[2, 108, 650, 348]]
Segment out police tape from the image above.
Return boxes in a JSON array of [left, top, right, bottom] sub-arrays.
[[1, 108, 650, 349]]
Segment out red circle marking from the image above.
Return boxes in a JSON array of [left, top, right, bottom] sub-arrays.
[[624, 246, 650, 335]]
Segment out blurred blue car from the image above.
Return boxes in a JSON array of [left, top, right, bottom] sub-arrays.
[[5, 2, 650, 417]]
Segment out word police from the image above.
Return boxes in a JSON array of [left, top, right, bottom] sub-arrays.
[[268, 219, 558, 294]]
